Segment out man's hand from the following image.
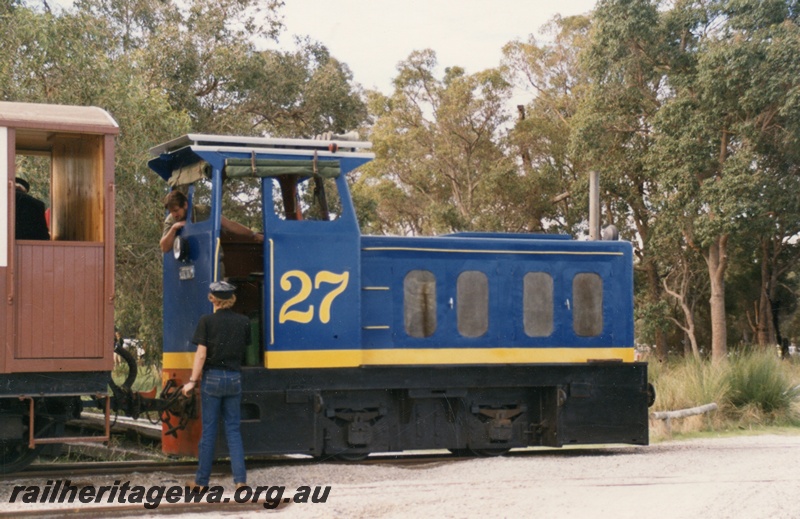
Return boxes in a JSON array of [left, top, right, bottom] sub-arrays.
[[182, 380, 196, 397], [172, 221, 186, 232]]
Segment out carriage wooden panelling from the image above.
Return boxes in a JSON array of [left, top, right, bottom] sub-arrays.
[[13, 242, 105, 366]]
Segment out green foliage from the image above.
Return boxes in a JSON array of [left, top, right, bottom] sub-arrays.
[[4, 0, 800, 366], [502, 15, 593, 235], [0, 1, 368, 361], [357, 49, 519, 235], [571, 0, 800, 359], [649, 350, 800, 437], [650, 356, 730, 413], [112, 363, 161, 393], [728, 349, 800, 415]]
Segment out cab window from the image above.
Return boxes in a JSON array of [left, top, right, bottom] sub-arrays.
[[270, 175, 340, 221], [190, 177, 212, 223]]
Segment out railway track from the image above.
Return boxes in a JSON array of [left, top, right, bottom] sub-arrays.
[[1, 447, 642, 517], [7, 446, 635, 481], [7, 451, 471, 480], [0, 453, 469, 517]]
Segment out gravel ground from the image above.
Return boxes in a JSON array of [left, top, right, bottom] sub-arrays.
[[3, 434, 800, 518]]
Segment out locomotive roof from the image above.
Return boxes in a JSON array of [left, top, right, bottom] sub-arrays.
[[0, 101, 119, 135], [149, 133, 374, 158]]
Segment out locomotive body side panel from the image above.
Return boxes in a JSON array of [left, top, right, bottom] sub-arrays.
[[357, 234, 635, 365]]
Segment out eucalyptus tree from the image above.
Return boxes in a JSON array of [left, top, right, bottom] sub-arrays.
[[355, 49, 517, 235], [502, 14, 593, 235], [569, 0, 681, 358], [651, 0, 800, 360]]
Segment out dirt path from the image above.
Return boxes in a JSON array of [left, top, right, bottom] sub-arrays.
[[246, 434, 800, 519], [3, 434, 799, 518]]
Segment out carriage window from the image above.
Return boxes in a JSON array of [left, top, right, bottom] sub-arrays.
[[271, 175, 341, 221], [573, 273, 603, 337], [14, 154, 51, 240], [15, 133, 104, 242], [404, 270, 437, 338], [523, 272, 553, 337], [457, 271, 488, 337]]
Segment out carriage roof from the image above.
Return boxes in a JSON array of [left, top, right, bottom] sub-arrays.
[[0, 101, 118, 135]]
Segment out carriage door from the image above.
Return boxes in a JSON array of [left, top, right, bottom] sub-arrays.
[[8, 132, 114, 373]]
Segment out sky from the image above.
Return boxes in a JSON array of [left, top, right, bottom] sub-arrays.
[[48, 0, 599, 95], [271, 0, 598, 94]]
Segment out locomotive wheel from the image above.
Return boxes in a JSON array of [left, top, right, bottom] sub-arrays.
[[0, 439, 44, 475], [332, 451, 370, 462], [470, 447, 510, 457], [0, 398, 69, 474]]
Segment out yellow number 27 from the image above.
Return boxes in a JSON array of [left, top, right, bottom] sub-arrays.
[[278, 270, 350, 324]]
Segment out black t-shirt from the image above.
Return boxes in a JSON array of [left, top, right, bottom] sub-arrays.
[[192, 308, 251, 372], [16, 191, 50, 240]]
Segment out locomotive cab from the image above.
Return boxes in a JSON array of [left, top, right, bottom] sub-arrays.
[[149, 135, 373, 454]]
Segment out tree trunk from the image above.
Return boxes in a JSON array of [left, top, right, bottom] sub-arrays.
[[707, 236, 728, 362], [645, 259, 669, 360], [756, 240, 775, 347]]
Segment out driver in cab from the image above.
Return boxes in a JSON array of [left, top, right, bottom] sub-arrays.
[[160, 190, 264, 253]]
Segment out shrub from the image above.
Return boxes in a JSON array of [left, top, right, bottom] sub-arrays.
[[647, 348, 800, 438], [726, 349, 799, 420]]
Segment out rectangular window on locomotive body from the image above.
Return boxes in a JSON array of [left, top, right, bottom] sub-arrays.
[[573, 272, 603, 337], [404, 270, 437, 338], [457, 270, 489, 338], [523, 272, 554, 338]]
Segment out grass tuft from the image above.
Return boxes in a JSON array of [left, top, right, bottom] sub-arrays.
[[648, 348, 800, 440]]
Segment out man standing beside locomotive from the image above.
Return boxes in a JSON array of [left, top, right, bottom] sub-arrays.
[[182, 281, 250, 490], [160, 190, 263, 253]]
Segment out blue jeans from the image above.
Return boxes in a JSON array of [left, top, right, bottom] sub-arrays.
[[196, 369, 246, 486]]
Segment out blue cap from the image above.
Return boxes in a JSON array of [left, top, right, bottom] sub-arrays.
[[209, 281, 236, 299]]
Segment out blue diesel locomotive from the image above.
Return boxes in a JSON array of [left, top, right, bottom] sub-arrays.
[[149, 134, 651, 459]]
